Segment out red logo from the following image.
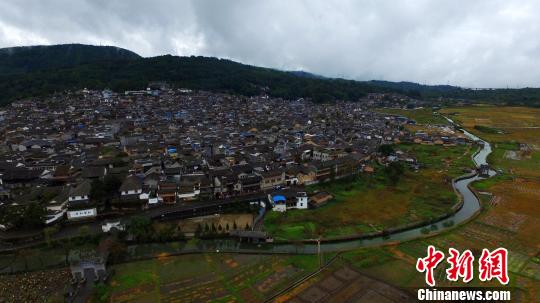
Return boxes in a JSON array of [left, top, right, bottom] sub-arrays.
[[446, 248, 474, 283], [478, 248, 509, 285], [416, 245, 445, 287], [417, 246, 509, 286]]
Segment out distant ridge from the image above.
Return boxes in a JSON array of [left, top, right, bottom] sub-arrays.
[[0, 43, 141, 74], [0, 45, 397, 105], [287, 70, 326, 79], [0, 43, 538, 107]]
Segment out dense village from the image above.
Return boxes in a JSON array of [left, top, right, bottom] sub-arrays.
[[0, 86, 469, 247]]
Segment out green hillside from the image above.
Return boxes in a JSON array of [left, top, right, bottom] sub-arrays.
[[0, 46, 396, 105], [0, 44, 539, 106], [0, 44, 140, 74]]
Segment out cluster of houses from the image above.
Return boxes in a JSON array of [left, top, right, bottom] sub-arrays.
[[0, 86, 463, 232]]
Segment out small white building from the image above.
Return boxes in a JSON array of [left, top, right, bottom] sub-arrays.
[[67, 181, 96, 221], [295, 192, 308, 209], [102, 220, 125, 232], [271, 192, 309, 212]]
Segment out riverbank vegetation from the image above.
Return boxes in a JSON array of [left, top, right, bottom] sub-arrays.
[[264, 143, 474, 240]]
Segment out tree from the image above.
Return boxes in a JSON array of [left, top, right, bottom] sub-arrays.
[[108, 239, 127, 262], [384, 162, 405, 185], [91, 175, 122, 204], [153, 222, 174, 242], [127, 216, 152, 242], [90, 179, 107, 202], [103, 175, 122, 192], [378, 144, 395, 156], [93, 282, 111, 303], [22, 202, 45, 228], [0, 205, 24, 228], [78, 225, 91, 240], [43, 225, 60, 247]]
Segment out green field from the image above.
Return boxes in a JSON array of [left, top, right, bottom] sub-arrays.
[[440, 106, 540, 147], [264, 144, 474, 240], [97, 253, 322, 302], [486, 142, 540, 178]]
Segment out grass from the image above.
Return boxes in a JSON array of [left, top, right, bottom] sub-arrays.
[[341, 247, 395, 269], [474, 124, 502, 134], [264, 144, 474, 240], [110, 262, 156, 291], [440, 106, 540, 146], [487, 142, 540, 178], [471, 174, 511, 191], [101, 253, 320, 302]]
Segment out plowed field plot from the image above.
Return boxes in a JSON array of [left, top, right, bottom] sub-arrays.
[[104, 253, 317, 302], [277, 266, 415, 303]]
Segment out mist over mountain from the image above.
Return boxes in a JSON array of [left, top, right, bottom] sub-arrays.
[[0, 44, 539, 107]]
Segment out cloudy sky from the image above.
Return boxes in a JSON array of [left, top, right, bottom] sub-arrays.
[[1, 0, 539, 88]]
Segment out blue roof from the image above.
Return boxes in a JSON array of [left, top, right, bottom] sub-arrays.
[[272, 195, 286, 202]]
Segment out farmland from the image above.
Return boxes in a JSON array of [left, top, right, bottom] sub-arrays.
[[440, 106, 540, 147], [377, 105, 540, 300], [98, 253, 323, 302], [276, 186, 539, 302], [264, 144, 474, 240], [441, 106, 540, 248]]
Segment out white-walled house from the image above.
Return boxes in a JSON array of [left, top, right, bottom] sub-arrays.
[[119, 175, 143, 197], [68, 181, 91, 203], [271, 191, 309, 212], [67, 180, 97, 220], [272, 194, 287, 212], [295, 192, 308, 209]]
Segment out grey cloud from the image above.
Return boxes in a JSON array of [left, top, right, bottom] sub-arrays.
[[1, 0, 539, 87]]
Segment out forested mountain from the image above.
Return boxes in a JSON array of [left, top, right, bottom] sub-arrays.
[[0, 45, 396, 105], [0, 44, 140, 74], [0, 44, 539, 106], [369, 80, 540, 106]]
